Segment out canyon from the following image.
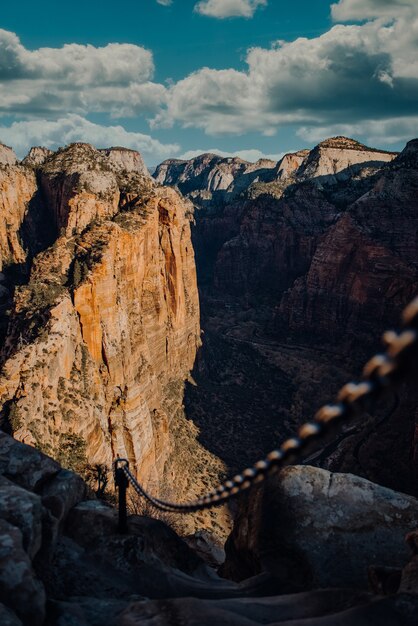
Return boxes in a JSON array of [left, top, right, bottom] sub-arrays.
[[0, 135, 417, 624], [156, 136, 418, 496]]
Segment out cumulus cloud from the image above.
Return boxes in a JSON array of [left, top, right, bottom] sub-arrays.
[[154, 3, 418, 136], [297, 116, 418, 147], [331, 0, 415, 21], [0, 29, 167, 117], [195, 0, 267, 19], [156, 0, 172, 5], [180, 147, 285, 162], [0, 115, 180, 162]]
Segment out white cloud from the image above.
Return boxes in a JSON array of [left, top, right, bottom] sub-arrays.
[[155, 5, 418, 136], [157, 0, 172, 5], [297, 117, 418, 147], [0, 29, 167, 117], [0, 115, 180, 163], [194, 0, 267, 19], [331, 0, 415, 21], [180, 147, 284, 162]]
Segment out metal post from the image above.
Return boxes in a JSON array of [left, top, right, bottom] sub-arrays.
[[114, 459, 129, 534]]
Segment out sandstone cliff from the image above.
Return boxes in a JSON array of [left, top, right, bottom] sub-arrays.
[[0, 143, 227, 536], [0, 146, 37, 272], [296, 136, 396, 184], [279, 139, 418, 339]]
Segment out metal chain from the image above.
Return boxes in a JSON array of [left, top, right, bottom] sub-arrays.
[[117, 296, 418, 514]]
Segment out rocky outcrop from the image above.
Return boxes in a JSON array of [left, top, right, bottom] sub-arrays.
[[22, 147, 53, 169], [1, 433, 418, 625], [279, 140, 418, 339], [154, 153, 249, 193], [0, 432, 226, 625], [296, 137, 396, 184], [39, 143, 121, 236], [0, 143, 18, 167], [154, 153, 278, 209], [223, 466, 418, 589], [274, 149, 309, 181], [99, 147, 151, 177]]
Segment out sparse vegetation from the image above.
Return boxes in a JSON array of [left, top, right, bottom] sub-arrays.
[[57, 432, 88, 474], [7, 403, 22, 432], [71, 258, 89, 288]]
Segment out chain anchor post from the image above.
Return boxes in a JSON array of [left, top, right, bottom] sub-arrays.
[[114, 459, 129, 534]]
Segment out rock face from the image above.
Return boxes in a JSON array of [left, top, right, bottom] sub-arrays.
[[0, 143, 18, 167], [99, 147, 151, 177], [274, 149, 309, 181], [0, 141, 228, 536], [154, 153, 278, 208], [39, 143, 121, 236], [279, 139, 418, 339], [296, 137, 396, 184], [21, 147, 54, 169], [223, 466, 418, 589], [1, 432, 418, 626], [0, 153, 37, 272]]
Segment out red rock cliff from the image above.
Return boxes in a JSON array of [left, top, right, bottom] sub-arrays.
[[0, 144, 228, 534]]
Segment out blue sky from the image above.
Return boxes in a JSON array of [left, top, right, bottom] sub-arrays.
[[0, 0, 417, 164]]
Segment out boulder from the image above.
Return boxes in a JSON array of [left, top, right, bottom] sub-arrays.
[[0, 519, 46, 625], [224, 466, 418, 589], [0, 475, 43, 558], [41, 469, 87, 529], [0, 432, 60, 491]]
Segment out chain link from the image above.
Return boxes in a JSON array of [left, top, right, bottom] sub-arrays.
[[117, 296, 418, 514]]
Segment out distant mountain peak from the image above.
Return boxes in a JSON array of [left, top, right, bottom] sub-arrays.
[[316, 136, 398, 155], [317, 136, 366, 150]]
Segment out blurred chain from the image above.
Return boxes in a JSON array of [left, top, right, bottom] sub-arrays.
[[116, 296, 418, 514]]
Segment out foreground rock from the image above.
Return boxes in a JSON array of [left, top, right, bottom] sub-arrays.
[[223, 466, 418, 590], [1, 434, 418, 625]]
